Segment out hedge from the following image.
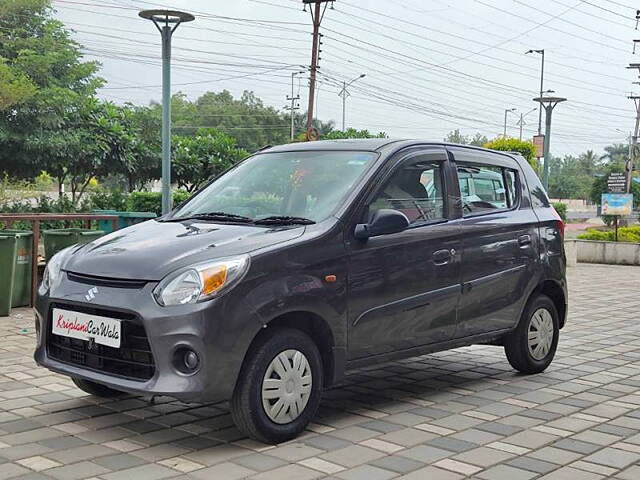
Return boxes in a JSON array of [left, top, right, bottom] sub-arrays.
[[128, 191, 191, 216], [551, 202, 567, 222], [577, 226, 640, 243]]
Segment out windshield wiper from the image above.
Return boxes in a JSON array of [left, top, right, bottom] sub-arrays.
[[163, 212, 254, 223], [253, 216, 316, 226]]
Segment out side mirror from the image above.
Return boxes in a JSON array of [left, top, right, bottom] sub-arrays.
[[354, 209, 410, 240]]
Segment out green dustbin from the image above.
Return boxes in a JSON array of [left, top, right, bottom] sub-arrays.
[[0, 230, 33, 308], [42, 228, 105, 262], [93, 210, 156, 233], [0, 235, 17, 316]]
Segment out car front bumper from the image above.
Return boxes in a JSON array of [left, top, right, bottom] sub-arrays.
[[33, 273, 257, 403]]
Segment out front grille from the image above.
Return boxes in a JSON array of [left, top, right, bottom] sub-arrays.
[[47, 304, 156, 381], [66, 271, 148, 289]]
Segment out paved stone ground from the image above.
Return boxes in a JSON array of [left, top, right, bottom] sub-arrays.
[[1, 263, 640, 480]]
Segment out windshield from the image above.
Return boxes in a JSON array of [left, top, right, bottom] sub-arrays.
[[171, 150, 378, 223]]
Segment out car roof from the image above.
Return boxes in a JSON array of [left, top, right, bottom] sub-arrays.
[[260, 139, 521, 159], [263, 138, 404, 152]]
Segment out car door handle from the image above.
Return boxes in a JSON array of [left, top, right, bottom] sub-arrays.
[[433, 249, 452, 264], [518, 234, 532, 247]]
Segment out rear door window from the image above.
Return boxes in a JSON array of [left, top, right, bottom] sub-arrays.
[[457, 163, 519, 215]]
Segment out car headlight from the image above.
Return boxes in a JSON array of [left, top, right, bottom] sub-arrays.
[[41, 247, 73, 292], [153, 255, 250, 306]]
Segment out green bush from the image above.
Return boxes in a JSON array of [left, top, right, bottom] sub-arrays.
[[552, 202, 567, 222], [577, 226, 640, 243], [127, 191, 191, 215], [577, 229, 613, 241], [483, 137, 538, 170], [90, 188, 129, 211]]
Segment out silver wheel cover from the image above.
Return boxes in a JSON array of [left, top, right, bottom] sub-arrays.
[[261, 349, 312, 424], [528, 308, 554, 360]]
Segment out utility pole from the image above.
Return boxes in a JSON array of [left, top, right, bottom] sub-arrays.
[[534, 96, 567, 191], [503, 108, 517, 138], [628, 93, 640, 192], [627, 10, 640, 194], [516, 107, 538, 141], [286, 70, 305, 141], [139, 9, 194, 215], [303, 0, 333, 139], [338, 74, 366, 131]]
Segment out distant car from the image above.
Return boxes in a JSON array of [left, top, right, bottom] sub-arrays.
[[35, 139, 567, 443]]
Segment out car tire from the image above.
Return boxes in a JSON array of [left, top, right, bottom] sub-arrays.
[[504, 294, 559, 374], [72, 378, 125, 398], [231, 328, 323, 444]]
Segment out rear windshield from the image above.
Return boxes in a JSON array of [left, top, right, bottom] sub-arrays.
[[172, 151, 377, 223]]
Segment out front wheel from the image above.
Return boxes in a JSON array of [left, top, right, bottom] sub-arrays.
[[504, 294, 559, 374], [231, 328, 323, 444]]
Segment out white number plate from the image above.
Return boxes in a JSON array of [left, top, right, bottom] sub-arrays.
[[52, 308, 121, 348]]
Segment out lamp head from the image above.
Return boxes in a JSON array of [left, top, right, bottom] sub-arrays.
[[139, 9, 195, 23]]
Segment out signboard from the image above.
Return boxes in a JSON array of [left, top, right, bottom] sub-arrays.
[[607, 172, 627, 193], [533, 135, 545, 158], [601, 193, 633, 216]]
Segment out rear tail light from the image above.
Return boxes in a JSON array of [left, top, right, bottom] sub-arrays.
[[551, 206, 565, 237]]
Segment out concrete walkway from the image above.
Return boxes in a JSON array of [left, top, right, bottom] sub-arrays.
[[1, 264, 639, 479]]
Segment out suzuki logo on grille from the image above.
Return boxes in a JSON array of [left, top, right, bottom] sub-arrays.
[[85, 287, 98, 302]]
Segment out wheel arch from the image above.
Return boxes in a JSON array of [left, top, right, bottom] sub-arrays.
[[531, 280, 567, 329], [240, 310, 342, 390]]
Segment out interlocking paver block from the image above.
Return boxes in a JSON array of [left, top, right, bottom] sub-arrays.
[[1, 264, 640, 480]]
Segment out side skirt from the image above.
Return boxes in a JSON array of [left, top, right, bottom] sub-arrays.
[[344, 328, 513, 371]]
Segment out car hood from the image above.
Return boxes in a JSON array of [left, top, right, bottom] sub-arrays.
[[63, 219, 306, 281]]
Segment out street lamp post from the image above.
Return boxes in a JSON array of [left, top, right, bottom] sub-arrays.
[[534, 95, 567, 191], [526, 49, 545, 135], [503, 108, 517, 138], [139, 9, 195, 215], [338, 74, 366, 131]]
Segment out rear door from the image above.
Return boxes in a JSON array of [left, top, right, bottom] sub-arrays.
[[448, 148, 540, 338], [346, 147, 462, 359]]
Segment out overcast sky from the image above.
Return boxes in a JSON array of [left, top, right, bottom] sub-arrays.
[[53, 0, 638, 157]]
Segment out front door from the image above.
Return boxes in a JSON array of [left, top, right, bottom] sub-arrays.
[[346, 148, 462, 359]]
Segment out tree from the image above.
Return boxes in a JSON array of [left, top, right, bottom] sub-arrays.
[[39, 99, 139, 204], [172, 128, 248, 192], [444, 129, 488, 146], [0, 0, 103, 191], [169, 90, 289, 152], [600, 143, 628, 165], [119, 105, 161, 192], [469, 133, 489, 147], [322, 128, 387, 140], [578, 150, 599, 176], [0, 58, 36, 109], [483, 137, 538, 169]]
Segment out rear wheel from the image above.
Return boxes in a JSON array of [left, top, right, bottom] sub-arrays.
[[72, 378, 125, 398], [231, 328, 323, 444], [504, 294, 559, 374]]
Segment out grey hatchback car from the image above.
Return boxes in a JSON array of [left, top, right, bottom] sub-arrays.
[[34, 139, 567, 443]]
